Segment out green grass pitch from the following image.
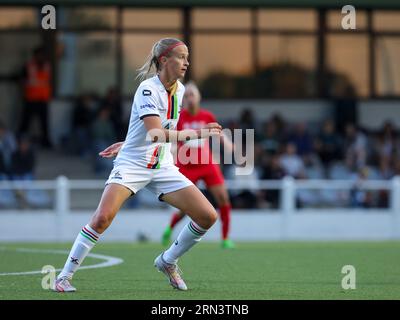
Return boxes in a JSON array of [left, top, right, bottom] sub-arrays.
[[0, 241, 399, 300]]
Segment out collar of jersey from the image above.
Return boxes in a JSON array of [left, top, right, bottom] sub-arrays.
[[154, 75, 181, 95]]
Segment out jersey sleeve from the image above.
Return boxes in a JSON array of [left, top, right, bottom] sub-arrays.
[[135, 86, 161, 120]]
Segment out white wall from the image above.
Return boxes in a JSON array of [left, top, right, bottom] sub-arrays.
[[358, 100, 400, 130], [201, 99, 334, 123], [0, 209, 398, 242]]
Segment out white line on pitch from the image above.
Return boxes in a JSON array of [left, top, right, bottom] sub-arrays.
[[0, 247, 124, 276]]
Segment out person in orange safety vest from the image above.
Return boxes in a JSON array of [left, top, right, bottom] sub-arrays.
[[19, 46, 52, 148]]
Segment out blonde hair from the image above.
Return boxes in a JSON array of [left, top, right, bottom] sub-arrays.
[[136, 38, 185, 81]]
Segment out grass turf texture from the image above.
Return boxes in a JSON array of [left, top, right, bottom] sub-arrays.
[[0, 242, 399, 300]]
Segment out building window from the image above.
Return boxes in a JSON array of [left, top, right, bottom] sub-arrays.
[[123, 9, 181, 29], [59, 7, 117, 29], [0, 7, 38, 29], [258, 35, 317, 97], [57, 32, 117, 96], [326, 35, 369, 97], [192, 34, 252, 98], [192, 8, 251, 30], [376, 37, 400, 96], [258, 9, 317, 31], [327, 9, 368, 30], [373, 11, 400, 31]]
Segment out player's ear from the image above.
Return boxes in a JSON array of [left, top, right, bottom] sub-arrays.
[[160, 56, 168, 66]]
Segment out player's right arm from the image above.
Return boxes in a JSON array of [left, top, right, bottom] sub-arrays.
[[142, 116, 222, 143], [98, 118, 221, 158]]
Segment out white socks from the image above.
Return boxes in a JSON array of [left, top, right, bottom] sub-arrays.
[[58, 224, 100, 280], [163, 221, 207, 264]]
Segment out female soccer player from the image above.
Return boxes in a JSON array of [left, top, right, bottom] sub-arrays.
[[54, 38, 222, 292], [102, 83, 235, 249]]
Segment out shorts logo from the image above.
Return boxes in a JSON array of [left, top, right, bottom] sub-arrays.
[[142, 89, 152, 96], [140, 104, 156, 110], [112, 171, 122, 180]]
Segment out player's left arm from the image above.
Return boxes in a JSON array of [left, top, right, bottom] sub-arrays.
[[99, 141, 125, 158], [208, 112, 235, 153], [220, 131, 235, 153]]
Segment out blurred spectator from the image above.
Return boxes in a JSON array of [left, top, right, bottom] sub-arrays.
[[270, 113, 287, 136], [259, 120, 282, 155], [261, 154, 285, 208], [10, 135, 35, 180], [288, 122, 313, 157], [0, 120, 17, 175], [238, 108, 262, 146], [71, 93, 98, 157], [91, 107, 117, 175], [377, 158, 394, 180], [10, 135, 51, 208], [225, 160, 262, 209], [376, 121, 397, 163], [102, 87, 126, 140], [19, 46, 52, 148], [238, 108, 255, 130], [331, 80, 358, 136], [344, 123, 368, 171], [279, 143, 305, 179], [314, 119, 342, 169], [350, 166, 373, 208]]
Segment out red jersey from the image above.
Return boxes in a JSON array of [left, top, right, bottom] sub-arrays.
[[176, 108, 217, 166]]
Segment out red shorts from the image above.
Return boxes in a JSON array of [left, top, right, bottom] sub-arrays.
[[177, 163, 224, 188]]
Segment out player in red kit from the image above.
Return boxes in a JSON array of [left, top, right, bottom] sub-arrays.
[[162, 82, 235, 249]]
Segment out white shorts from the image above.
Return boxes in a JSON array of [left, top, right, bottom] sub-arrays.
[[105, 164, 194, 201]]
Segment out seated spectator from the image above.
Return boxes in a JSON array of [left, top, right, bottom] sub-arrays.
[[350, 166, 373, 208], [279, 143, 305, 179], [91, 107, 117, 175], [259, 120, 282, 155], [261, 154, 285, 208], [314, 119, 343, 169], [288, 122, 313, 158], [379, 121, 397, 160], [0, 120, 17, 175], [10, 135, 51, 208], [70, 94, 97, 157], [344, 123, 368, 171], [10, 135, 35, 180], [102, 87, 126, 141], [225, 160, 262, 209]]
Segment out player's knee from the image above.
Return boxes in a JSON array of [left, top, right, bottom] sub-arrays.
[[218, 194, 230, 206], [201, 209, 218, 229], [91, 209, 113, 231]]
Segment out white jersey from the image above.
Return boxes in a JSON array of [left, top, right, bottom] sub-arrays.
[[114, 75, 185, 169]]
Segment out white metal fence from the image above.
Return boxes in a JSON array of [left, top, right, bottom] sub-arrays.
[[1, 176, 400, 241], [1, 176, 400, 215]]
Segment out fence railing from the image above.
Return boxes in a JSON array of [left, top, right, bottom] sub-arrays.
[[1, 176, 400, 215]]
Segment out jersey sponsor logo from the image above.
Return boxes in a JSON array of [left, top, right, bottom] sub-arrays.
[[140, 104, 156, 110], [142, 89, 152, 96]]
